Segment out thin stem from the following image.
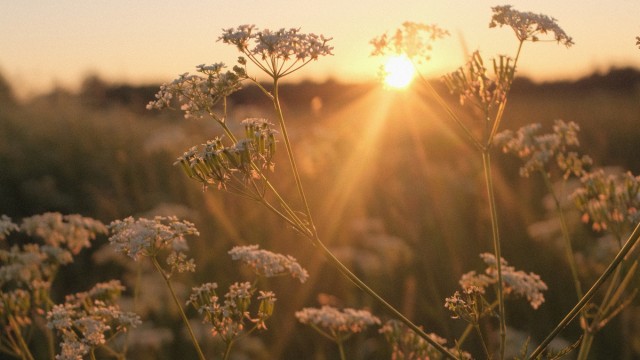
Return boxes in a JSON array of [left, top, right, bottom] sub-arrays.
[[223, 340, 234, 360], [315, 238, 457, 359], [529, 221, 640, 359], [151, 257, 206, 360], [474, 324, 492, 359], [336, 338, 347, 360], [542, 174, 583, 299], [482, 150, 506, 359], [413, 68, 484, 152], [8, 317, 34, 360], [271, 77, 316, 238]]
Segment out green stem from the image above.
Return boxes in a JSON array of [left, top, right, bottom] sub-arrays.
[[336, 338, 347, 360], [8, 317, 34, 360], [474, 324, 492, 359], [266, 73, 455, 359], [482, 150, 506, 359], [271, 77, 316, 238], [529, 221, 640, 359], [542, 174, 583, 299], [223, 340, 234, 360], [151, 257, 206, 360], [315, 239, 457, 359]]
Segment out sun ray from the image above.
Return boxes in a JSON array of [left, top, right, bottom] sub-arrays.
[[384, 55, 416, 89]]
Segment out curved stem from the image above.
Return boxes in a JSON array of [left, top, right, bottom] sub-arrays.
[[482, 150, 506, 359], [529, 221, 640, 359], [151, 257, 206, 360]]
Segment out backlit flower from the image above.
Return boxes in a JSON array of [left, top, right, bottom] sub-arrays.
[[490, 5, 573, 47]]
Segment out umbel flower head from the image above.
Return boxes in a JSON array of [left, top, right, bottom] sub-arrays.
[[443, 51, 515, 115], [571, 169, 640, 236], [47, 281, 141, 360], [459, 253, 548, 309], [146, 63, 243, 121], [108, 216, 198, 273], [295, 305, 380, 338], [219, 25, 333, 79], [19, 212, 107, 255], [490, 5, 574, 47], [174, 118, 278, 191], [186, 281, 276, 341], [380, 319, 471, 360], [228, 244, 309, 283], [494, 120, 592, 178], [370, 21, 449, 62]]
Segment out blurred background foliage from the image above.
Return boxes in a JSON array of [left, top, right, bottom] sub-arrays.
[[1, 67, 640, 359]]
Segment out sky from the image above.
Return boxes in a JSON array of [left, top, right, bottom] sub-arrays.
[[2, 0, 640, 98]]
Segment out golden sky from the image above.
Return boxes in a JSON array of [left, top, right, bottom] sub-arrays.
[[2, 0, 640, 97]]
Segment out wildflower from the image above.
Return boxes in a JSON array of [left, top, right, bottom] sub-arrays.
[[494, 120, 592, 178], [146, 63, 243, 120], [379, 319, 471, 360], [219, 25, 333, 78], [0, 215, 18, 241], [460, 253, 548, 309], [443, 51, 514, 114], [0, 244, 73, 287], [571, 169, 640, 237], [371, 21, 449, 62], [187, 281, 275, 342], [174, 122, 277, 191], [295, 305, 380, 335], [445, 286, 494, 324], [490, 5, 574, 47], [47, 281, 141, 360], [108, 216, 198, 262], [20, 212, 107, 254], [228, 245, 309, 283]]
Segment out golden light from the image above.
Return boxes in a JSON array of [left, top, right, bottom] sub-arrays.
[[383, 55, 416, 89]]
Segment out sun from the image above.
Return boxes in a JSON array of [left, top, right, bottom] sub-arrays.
[[383, 55, 416, 89]]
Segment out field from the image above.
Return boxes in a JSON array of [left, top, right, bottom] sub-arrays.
[[1, 62, 640, 359]]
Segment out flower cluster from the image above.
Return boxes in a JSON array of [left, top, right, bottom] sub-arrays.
[[20, 212, 107, 254], [175, 119, 278, 191], [571, 169, 640, 236], [379, 320, 471, 360], [186, 281, 276, 341], [47, 281, 141, 360], [443, 51, 514, 114], [0, 215, 18, 240], [219, 25, 333, 78], [445, 286, 494, 324], [370, 21, 449, 61], [460, 253, 548, 309], [494, 120, 592, 178], [108, 216, 198, 273], [146, 63, 243, 121], [228, 245, 309, 283], [0, 213, 109, 359], [1, 243, 72, 289], [295, 305, 380, 337], [490, 5, 574, 46]]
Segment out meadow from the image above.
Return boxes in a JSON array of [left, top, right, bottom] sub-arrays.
[[1, 10, 640, 359]]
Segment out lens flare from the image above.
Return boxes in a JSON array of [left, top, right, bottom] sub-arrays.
[[383, 55, 416, 89]]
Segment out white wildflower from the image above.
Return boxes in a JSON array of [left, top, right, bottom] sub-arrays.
[[228, 245, 309, 283], [295, 305, 380, 334], [490, 5, 574, 46]]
